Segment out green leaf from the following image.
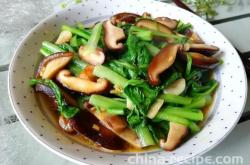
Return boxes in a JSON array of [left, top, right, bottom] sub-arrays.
[[176, 20, 193, 34], [61, 105, 79, 119], [29, 79, 79, 118]]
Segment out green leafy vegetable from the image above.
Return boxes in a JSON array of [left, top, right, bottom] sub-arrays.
[[93, 65, 129, 88], [62, 25, 90, 40], [136, 124, 156, 147], [68, 57, 87, 76], [89, 94, 126, 110], [160, 94, 193, 105], [106, 60, 139, 79], [176, 20, 193, 34], [29, 79, 79, 118], [158, 106, 204, 121]]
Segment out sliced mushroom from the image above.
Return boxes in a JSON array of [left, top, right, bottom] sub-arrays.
[[69, 109, 126, 150], [111, 12, 140, 25], [179, 52, 220, 69], [155, 17, 178, 30], [79, 46, 105, 65], [36, 52, 73, 79], [148, 44, 180, 86], [185, 29, 204, 44], [59, 115, 76, 134], [104, 115, 128, 132], [142, 12, 151, 18], [103, 20, 126, 51], [136, 19, 173, 35], [35, 84, 58, 110], [56, 70, 109, 94], [35, 83, 77, 110], [184, 43, 219, 56], [55, 30, 72, 44], [85, 105, 142, 148], [160, 122, 188, 151]]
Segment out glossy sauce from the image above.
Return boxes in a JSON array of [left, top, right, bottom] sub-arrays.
[[36, 89, 214, 153], [36, 93, 158, 153]]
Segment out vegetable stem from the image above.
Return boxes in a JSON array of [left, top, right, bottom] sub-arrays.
[[145, 42, 160, 56], [155, 111, 200, 133], [184, 96, 206, 109], [106, 108, 125, 115], [160, 94, 192, 105], [158, 106, 203, 121], [40, 47, 53, 56], [155, 112, 190, 126], [42, 41, 65, 53], [93, 65, 129, 88], [136, 125, 156, 147], [68, 57, 87, 76], [89, 95, 126, 110], [62, 25, 90, 40], [191, 80, 218, 97], [185, 53, 192, 77], [85, 22, 102, 53]]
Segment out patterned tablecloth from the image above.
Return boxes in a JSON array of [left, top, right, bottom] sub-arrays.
[[0, 0, 250, 164]]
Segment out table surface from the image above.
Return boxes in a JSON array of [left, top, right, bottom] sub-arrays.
[[1, 0, 250, 165]]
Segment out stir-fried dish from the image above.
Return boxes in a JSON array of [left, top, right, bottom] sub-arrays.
[[30, 12, 221, 152]]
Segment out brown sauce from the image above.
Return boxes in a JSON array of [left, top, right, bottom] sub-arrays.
[[36, 93, 159, 153], [36, 88, 215, 153]]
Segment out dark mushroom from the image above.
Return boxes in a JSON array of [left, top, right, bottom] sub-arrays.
[[148, 44, 180, 86], [142, 12, 151, 18], [103, 20, 126, 51], [56, 70, 109, 94], [85, 105, 142, 148], [136, 19, 173, 35], [105, 115, 128, 132], [58, 115, 76, 134], [35, 83, 77, 108], [185, 29, 204, 44], [160, 122, 188, 151], [111, 12, 140, 25], [179, 52, 220, 69], [155, 17, 178, 30], [35, 84, 58, 110], [185, 43, 219, 56], [69, 110, 126, 151], [79, 46, 105, 65], [36, 52, 73, 79]]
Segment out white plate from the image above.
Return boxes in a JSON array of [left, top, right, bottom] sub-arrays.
[[8, 0, 248, 164]]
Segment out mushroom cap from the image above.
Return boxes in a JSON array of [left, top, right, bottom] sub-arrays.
[[187, 43, 219, 56], [111, 12, 140, 25], [36, 52, 73, 79], [185, 29, 204, 44], [103, 20, 126, 51], [59, 115, 76, 134], [160, 122, 188, 151], [69, 109, 126, 150], [78, 46, 105, 65], [85, 105, 142, 149], [56, 70, 109, 94], [136, 18, 173, 35], [148, 44, 180, 85], [155, 17, 178, 30], [179, 52, 220, 69]]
